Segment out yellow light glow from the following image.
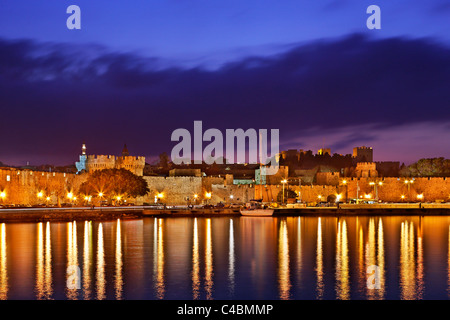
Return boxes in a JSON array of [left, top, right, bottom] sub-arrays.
[[364, 194, 372, 199], [281, 179, 287, 184], [67, 192, 73, 199], [157, 193, 163, 199], [369, 182, 375, 186], [37, 192, 44, 198], [417, 194, 423, 200], [98, 192, 104, 197], [318, 195, 322, 199], [46, 197, 50, 201], [117, 196, 121, 201], [342, 180, 347, 185], [0, 192, 6, 199], [336, 194, 342, 202], [401, 195, 405, 199], [193, 194, 198, 199], [84, 196, 89, 201], [205, 192, 212, 199], [378, 182, 383, 186]]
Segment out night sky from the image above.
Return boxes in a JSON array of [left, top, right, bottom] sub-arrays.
[[1, 1, 450, 166]]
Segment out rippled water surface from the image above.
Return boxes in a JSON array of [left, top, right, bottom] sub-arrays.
[[1, 216, 450, 300]]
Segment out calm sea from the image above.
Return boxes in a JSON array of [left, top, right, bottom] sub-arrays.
[[0, 216, 449, 300]]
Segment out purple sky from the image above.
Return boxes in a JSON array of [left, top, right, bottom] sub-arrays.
[[1, 1, 450, 166]]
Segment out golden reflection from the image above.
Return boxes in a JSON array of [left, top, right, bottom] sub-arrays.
[[416, 219, 424, 299], [205, 218, 214, 300], [336, 220, 349, 300], [315, 218, 324, 299], [83, 221, 92, 300], [278, 219, 291, 300], [115, 219, 123, 300], [296, 218, 302, 288], [96, 223, 105, 300], [192, 218, 200, 299], [376, 219, 385, 299], [0, 223, 7, 300], [448, 226, 450, 298], [364, 218, 385, 299], [66, 221, 78, 299], [358, 223, 365, 294], [400, 221, 416, 300], [36, 222, 44, 299], [228, 219, 235, 297], [155, 219, 165, 299]]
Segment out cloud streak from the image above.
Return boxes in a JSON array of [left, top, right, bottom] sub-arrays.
[[0, 34, 449, 165]]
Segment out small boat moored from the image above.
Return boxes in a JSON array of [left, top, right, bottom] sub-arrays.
[[240, 200, 274, 216]]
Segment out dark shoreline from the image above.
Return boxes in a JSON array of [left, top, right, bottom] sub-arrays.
[[1, 206, 450, 222]]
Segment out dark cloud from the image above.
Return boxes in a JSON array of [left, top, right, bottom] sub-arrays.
[[0, 34, 449, 165]]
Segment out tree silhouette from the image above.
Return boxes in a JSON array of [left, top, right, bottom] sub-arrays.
[[79, 168, 149, 202]]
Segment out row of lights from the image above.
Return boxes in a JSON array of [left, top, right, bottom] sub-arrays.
[[156, 192, 214, 200]]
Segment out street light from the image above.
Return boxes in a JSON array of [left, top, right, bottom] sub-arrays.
[[0, 191, 6, 205], [98, 192, 104, 207], [205, 192, 212, 205], [281, 179, 287, 205], [404, 179, 414, 201]]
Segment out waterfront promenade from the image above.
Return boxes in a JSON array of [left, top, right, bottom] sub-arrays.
[[1, 203, 450, 222]]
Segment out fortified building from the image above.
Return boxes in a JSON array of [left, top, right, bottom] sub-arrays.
[[76, 143, 145, 176]]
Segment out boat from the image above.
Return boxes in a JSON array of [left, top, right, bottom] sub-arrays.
[[240, 200, 274, 216]]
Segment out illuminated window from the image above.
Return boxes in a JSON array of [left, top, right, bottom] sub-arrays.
[[6, 175, 10, 182]]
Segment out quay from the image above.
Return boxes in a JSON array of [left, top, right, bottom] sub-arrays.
[[0, 203, 450, 222]]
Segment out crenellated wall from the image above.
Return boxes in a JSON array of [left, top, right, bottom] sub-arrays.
[[0, 168, 86, 206], [85, 154, 145, 176], [2, 167, 450, 206]]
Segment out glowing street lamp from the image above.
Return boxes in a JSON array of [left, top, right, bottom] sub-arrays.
[[193, 194, 198, 204], [404, 179, 414, 201], [417, 194, 424, 201], [336, 194, 342, 202], [281, 179, 288, 205], [205, 192, 212, 205], [0, 191, 6, 204], [37, 191, 44, 199], [98, 192, 104, 207]]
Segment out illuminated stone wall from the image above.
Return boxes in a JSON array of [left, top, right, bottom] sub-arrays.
[[2, 167, 450, 206], [85, 155, 145, 176], [0, 168, 85, 206]]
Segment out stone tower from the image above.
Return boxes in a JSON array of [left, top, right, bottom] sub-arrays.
[[75, 142, 87, 174]]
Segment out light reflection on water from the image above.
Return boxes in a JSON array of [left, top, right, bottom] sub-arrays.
[[0, 216, 449, 299]]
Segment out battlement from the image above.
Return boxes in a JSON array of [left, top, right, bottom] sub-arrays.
[[356, 162, 376, 167], [117, 155, 146, 163], [87, 155, 116, 161]]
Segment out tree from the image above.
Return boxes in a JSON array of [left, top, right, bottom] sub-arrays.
[[400, 158, 450, 177], [277, 188, 297, 203], [79, 168, 149, 202]]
